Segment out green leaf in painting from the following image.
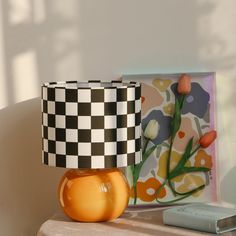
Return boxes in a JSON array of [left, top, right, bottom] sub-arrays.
[[169, 166, 210, 179], [179, 95, 185, 110], [170, 98, 181, 138], [142, 144, 159, 162], [155, 145, 162, 159], [170, 137, 194, 177], [151, 170, 156, 177]]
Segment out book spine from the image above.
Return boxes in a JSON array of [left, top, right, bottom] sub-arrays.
[[163, 210, 217, 233]]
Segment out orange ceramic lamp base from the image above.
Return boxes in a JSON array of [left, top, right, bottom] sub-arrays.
[[58, 168, 130, 222]]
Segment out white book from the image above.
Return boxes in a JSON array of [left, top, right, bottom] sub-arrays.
[[163, 204, 236, 234]]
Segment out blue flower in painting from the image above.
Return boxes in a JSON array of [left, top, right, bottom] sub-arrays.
[[171, 82, 210, 118], [142, 110, 172, 145]]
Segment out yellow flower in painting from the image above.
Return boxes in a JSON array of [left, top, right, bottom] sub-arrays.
[[157, 151, 191, 182], [194, 150, 213, 169], [176, 174, 205, 197], [152, 79, 172, 92], [163, 103, 174, 115]]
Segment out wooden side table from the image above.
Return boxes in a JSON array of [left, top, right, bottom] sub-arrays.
[[37, 208, 236, 236]]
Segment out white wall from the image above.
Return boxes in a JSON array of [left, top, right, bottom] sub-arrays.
[[0, 0, 236, 235]]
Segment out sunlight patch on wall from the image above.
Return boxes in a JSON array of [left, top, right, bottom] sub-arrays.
[[12, 50, 39, 103], [8, 0, 32, 25]]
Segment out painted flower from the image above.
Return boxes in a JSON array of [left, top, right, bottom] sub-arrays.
[[199, 130, 217, 148], [141, 83, 163, 116], [141, 96, 145, 103], [157, 150, 191, 182], [130, 177, 166, 202], [171, 82, 210, 118], [177, 74, 191, 95], [194, 150, 213, 169], [176, 174, 205, 197], [152, 79, 172, 92], [173, 117, 198, 152], [163, 103, 174, 115], [142, 110, 172, 145], [144, 120, 159, 140]]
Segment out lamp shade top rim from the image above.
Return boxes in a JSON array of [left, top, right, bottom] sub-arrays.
[[42, 80, 140, 90]]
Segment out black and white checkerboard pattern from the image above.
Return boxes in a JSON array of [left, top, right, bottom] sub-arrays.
[[41, 80, 141, 169]]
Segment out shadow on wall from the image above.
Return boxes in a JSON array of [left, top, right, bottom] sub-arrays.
[[220, 166, 236, 205], [0, 98, 64, 236], [0, 2, 80, 233], [0, 0, 81, 235], [0, 0, 81, 108]]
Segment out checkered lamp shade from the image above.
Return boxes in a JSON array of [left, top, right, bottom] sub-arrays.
[[41, 80, 142, 169]]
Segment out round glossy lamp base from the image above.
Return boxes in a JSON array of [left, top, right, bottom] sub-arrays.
[[58, 168, 130, 222]]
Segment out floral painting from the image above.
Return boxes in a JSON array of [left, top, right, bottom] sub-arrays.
[[123, 73, 217, 206]]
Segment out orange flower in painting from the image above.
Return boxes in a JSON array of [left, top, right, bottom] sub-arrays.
[[176, 174, 205, 197], [130, 178, 166, 202], [177, 74, 191, 95], [152, 79, 172, 92], [194, 150, 213, 169], [178, 131, 185, 139], [141, 96, 145, 103], [199, 130, 217, 148]]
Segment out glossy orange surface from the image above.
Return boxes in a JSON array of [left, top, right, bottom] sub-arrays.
[[58, 168, 130, 222]]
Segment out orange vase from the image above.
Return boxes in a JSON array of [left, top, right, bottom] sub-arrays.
[[58, 168, 130, 222]]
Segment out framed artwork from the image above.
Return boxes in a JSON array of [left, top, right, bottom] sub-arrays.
[[123, 73, 217, 206]]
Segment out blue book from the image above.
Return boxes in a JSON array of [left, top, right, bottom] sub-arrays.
[[163, 204, 236, 234]]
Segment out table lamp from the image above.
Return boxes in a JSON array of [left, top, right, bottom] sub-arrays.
[[41, 80, 141, 222]]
